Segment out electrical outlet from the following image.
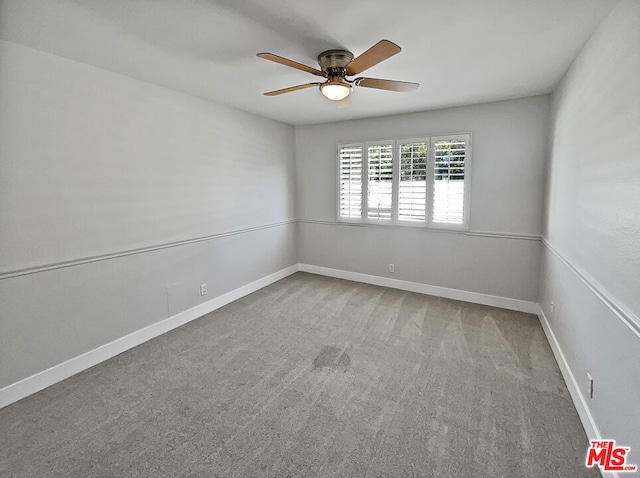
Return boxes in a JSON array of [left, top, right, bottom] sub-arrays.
[[550, 301, 555, 317], [587, 373, 594, 399], [200, 283, 208, 296], [389, 263, 395, 273]]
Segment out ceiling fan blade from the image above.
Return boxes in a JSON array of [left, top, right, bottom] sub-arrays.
[[264, 83, 321, 96], [257, 52, 324, 76], [357, 77, 419, 92], [345, 40, 401, 75]]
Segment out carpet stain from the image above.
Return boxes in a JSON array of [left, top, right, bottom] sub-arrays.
[[312, 346, 351, 372]]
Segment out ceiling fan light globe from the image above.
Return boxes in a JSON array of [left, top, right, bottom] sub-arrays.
[[320, 83, 351, 101]]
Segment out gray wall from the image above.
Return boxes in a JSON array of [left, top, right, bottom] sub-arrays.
[[296, 96, 549, 301], [540, 0, 640, 457], [0, 41, 297, 389]]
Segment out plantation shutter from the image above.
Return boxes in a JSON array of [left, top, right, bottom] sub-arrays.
[[338, 144, 363, 219], [432, 136, 468, 225], [367, 143, 394, 220], [398, 140, 428, 222]]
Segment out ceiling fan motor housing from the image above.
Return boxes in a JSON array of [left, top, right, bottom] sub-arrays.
[[318, 50, 354, 76]]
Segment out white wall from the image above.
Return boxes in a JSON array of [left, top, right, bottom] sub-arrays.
[[0, 41, 297, 391], [296, 96, 549, 302], [540, 0, 640, 461]]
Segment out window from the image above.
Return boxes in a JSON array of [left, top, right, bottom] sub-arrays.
[[337, 133, 471, 229], [432, 135, 468, 226], [338, 144, 363, 219], [366, 143, 393, 221], [398, 140, 428, 222]]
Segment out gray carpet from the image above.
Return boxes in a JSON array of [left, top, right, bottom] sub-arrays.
[[0, 272, 596, 477]]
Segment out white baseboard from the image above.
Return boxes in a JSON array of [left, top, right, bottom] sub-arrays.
[[537, 306, 601, 440], [0, 264, 299, 409], [299, 263, 539, 314], [536, 307, 612, 477]]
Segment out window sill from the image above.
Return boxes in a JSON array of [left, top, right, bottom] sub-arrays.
[[335, 218, 468, 232]]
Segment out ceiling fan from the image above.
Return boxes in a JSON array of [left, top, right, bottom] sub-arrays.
[[257, 40, 419, 104]]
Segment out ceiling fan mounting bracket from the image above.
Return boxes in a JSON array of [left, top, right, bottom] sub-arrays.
[[317, 50, 354, 72]]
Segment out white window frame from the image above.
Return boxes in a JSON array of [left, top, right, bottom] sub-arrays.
[[336, 142, 365, 223], [428, 133, 472, 230], [396, 137, 430, 227], [336, 133, 472, 230], [364, 140, 396, 224]]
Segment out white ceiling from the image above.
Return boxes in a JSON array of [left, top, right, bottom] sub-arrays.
[[0, 0, 619, 125]]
